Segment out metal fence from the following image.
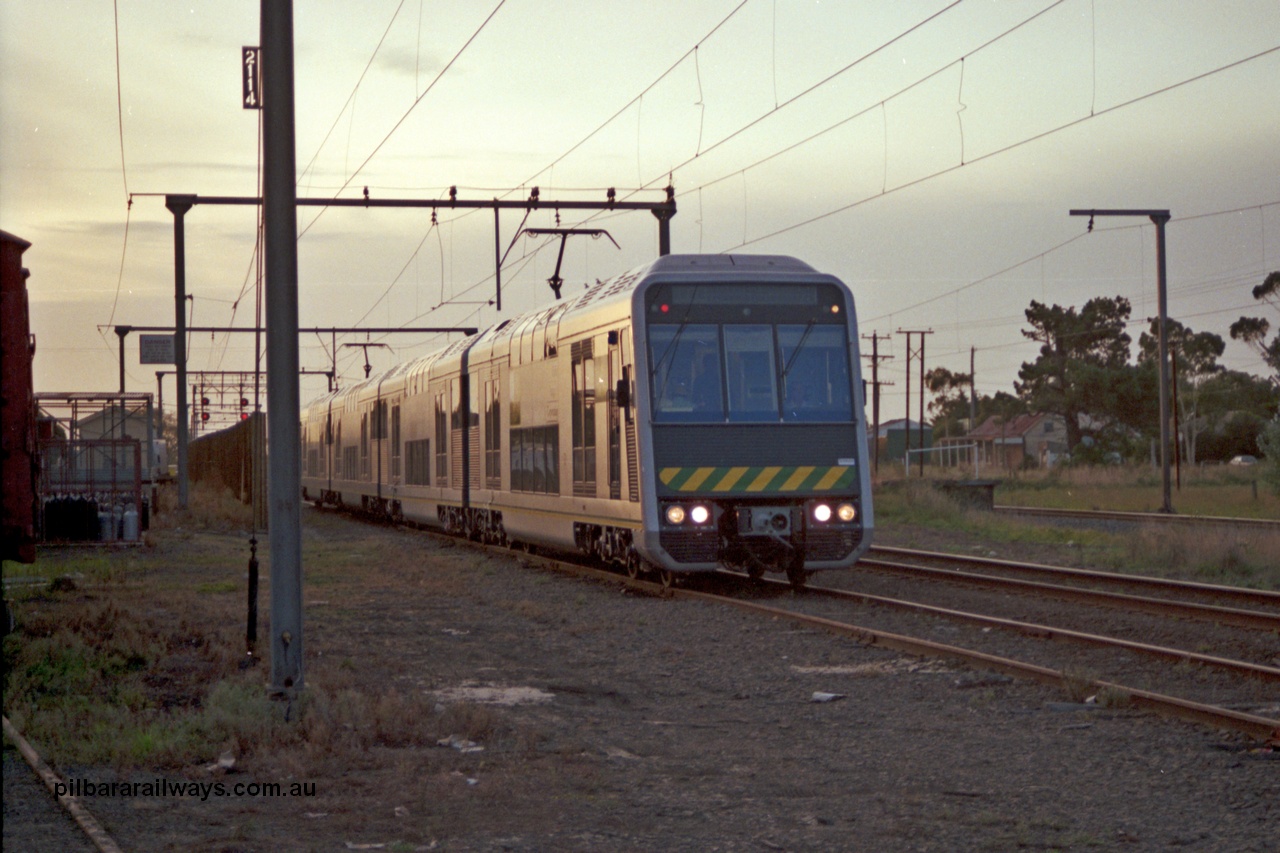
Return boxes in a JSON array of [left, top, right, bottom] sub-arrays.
[[38, 438, 145, 542]]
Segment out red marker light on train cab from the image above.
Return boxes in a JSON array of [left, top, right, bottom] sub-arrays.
[[660, 303, 669, 313]]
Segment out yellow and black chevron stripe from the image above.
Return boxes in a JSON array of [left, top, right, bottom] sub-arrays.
[[658, 465, 855, 494]]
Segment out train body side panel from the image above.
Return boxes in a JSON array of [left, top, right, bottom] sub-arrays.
[[301, 253, 871, 579]]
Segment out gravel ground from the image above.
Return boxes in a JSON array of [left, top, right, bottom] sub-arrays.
[[799, 561, 1280, 713], [2, 748, 97, 853], [4, 508, 1278, 852]]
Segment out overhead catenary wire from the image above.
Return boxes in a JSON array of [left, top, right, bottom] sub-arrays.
[[297, 0, 408, 192], [120, 5, 1275, 397], [594, 0, 972, 206], [337, 0, 962, 331], [356, 0, 755, 322], [720, 44, 1280, 251], [516, 0, 752, 192], [867, 200, 1279, 389], [565, 1, 1062, 236], [298, 0, 507, 240], [105, 0, 131, 335], [866, 200, 1280, 327]]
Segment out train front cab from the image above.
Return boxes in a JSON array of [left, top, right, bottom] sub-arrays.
[[632, 258, 873, 586]]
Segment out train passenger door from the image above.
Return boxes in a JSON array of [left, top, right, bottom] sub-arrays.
[[390, 401, 401, 482], [324, 406, 333, 490], [607, 330, 623, 501], [432, 382, 450, 488], [571, 340, 596, 497]]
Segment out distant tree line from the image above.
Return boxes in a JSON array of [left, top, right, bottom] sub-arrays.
[[926, 271, 1280, 471]]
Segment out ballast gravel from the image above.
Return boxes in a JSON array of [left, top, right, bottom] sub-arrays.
[[4, 508, 1276, 852]]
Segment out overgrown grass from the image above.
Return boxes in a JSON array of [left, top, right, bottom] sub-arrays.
[[877, 480, 1114, 550], [880, 462, 1279, 517], [152, 481, 255, 533], [873, 479, 1280, 589], [3, 613, 468, 769], [991, 464, 1280, 518], [2, 493, 527, 777]]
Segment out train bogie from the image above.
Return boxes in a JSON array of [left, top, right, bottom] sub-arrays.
[[301, 254, 873, 585]]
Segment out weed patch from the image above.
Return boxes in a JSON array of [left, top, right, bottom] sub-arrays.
[[875, 479, 1280, 589]]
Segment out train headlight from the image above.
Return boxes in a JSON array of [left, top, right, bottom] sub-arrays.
[[665, 505, 686, 525], [837, 502, 857, 522], [812, 503, 832, 523], [690, 504, 710, 525]]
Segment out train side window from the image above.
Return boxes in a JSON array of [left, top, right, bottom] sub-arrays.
[[543, 426, 560, 494], [533, 323, 546, 363], [405, 438, 430, 485], [390, 404, 401, 477], [572, 351, 596, 493], [484, 379, 501, 488], [434, 392, 448, 482], [510, 425, 558, 494], [510, 428, 523, 492]]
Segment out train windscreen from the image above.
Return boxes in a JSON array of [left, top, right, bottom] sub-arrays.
[[647, 283, 853, 424]]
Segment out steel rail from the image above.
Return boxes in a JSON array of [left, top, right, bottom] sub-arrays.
[[992, 504, 1280, 532], [869, 545, 1280, 609], [499, 545, 1280, 741], [789, 578, 1280, 680], [856, 557, 1280, 632], [669, 587, 1280, 744], [350, 512, 1280, 742], [3, 715, 124, 853]]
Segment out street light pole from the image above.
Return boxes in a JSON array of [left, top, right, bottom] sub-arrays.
[[1069, 208, 1173, 513]]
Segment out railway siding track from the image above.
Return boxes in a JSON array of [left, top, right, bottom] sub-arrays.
[[486, 533, 1280, 745], [860, 549, 1280, 632], [790, 579, 1280, 681], [993, 505, 1280, 533], [870, 545, 1280, 610], [682, 585, 1280, 745]]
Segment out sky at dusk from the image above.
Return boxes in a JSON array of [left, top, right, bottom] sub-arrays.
[[3, 0, 1278, 419]]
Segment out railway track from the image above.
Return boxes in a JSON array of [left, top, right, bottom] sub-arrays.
[[992, 504, 1280, 532], [861, 545, 1280, 628], [492, 536, 1280, 745]]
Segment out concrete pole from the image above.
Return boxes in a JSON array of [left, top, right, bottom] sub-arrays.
[[165, 195, 194, 509], [871, 335, 880, 475], [115, 327, 127, 392], [262, 0, 303, 694], [493, 204, 502, 311], [1070, 208, 1173, 512], [903, 333, 911, 469], [1153, 213, 1172, 513], [156, 372, 164, 448], [918, 333, 926, 478]]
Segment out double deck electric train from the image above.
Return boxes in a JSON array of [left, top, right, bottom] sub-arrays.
[[300, 254, 873, 587]]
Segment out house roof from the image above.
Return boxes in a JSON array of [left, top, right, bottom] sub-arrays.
[[877, 418, 931, 437], [967, 412, 1051, 440]]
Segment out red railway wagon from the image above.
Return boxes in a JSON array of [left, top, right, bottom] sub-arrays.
[[2, 229, 38, 564]]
